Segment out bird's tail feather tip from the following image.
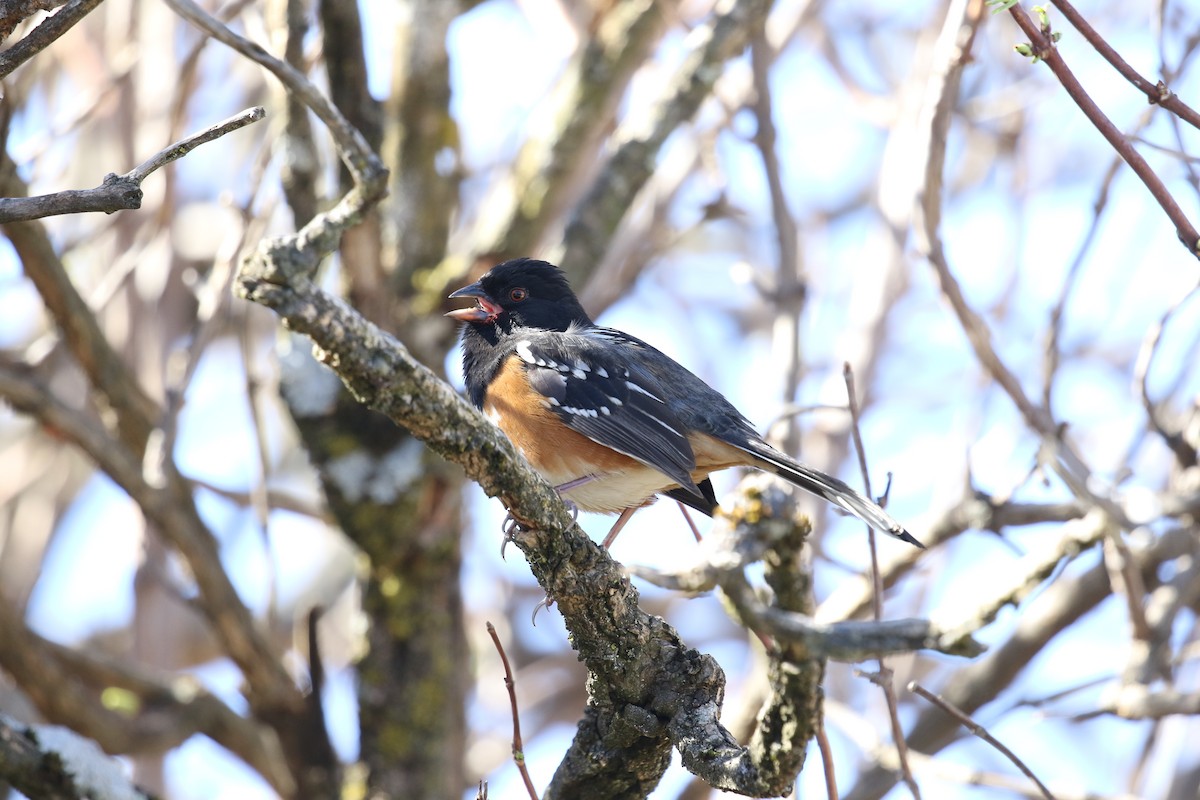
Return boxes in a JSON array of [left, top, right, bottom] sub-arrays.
[[892, 526, 925, 549]]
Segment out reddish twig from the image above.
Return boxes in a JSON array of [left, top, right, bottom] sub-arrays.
[[1050, 0, 1200, 132], [1004, 3, 1200, 257], [844, 363, 921, 799], [815, 723, 839, 800], [909, 681, 1057, 800], [486, 622, 539, 800]]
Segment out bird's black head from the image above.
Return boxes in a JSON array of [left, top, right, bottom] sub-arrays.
[[446, 258, 592, 334]]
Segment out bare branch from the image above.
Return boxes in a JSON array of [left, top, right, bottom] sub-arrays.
[[0, 107, 265, 223], [0, 0, 104, 79], [1132, 280, 1200, 468], [1050, 0, 1200, 132], [1004, 3, 1200, 256], [485, 0, 669, 262], [629, 476, 984, 661], [844, 361, 919, 798], [843, 527, 1195, 800], [486, 622, 540, 800], [0, 363, 303, 722], [817, 495, 1087, 624], [163, 0, 384, 187], [929, 508, 1113, 649], [909, 682, 1056, 800], [560, 0, 772, 276], [1097, 685, 1200, 719]]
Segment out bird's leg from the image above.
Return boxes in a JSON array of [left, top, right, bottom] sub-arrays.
[[600, 506, 641, 549], [555, 475, 596, 495], [675, 501, 702, 543]]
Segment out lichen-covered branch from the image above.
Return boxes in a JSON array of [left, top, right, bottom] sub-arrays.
[[0, 713, 154, 800]]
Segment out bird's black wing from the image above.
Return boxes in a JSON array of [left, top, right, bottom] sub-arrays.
[[590, 328, 923, 547], [511, 329, 703, 498]]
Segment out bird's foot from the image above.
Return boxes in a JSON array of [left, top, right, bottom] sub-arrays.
[[499, 492, 581, 560]]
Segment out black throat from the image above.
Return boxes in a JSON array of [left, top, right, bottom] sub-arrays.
[[457, 291, 594, 409], [459, 320, 518, 409]]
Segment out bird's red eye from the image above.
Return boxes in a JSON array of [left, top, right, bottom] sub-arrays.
[[508, 287, 528, 302]]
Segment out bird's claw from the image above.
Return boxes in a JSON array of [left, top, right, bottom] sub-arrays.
[[531, 593, 555, 625], [499, 514, 524, 559]]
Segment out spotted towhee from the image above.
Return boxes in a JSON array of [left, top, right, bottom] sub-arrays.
[[447, 258, 923, 549]]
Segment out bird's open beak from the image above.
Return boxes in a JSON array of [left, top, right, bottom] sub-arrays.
[[446, 281, 502, 323]]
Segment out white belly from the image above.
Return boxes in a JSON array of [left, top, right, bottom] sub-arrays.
[[543, 463, 676, 515]]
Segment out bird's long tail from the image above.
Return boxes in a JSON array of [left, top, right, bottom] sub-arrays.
[[747, 444, 924, 549]]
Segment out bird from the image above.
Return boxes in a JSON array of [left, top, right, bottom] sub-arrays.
[[446, 257, 923, 550]]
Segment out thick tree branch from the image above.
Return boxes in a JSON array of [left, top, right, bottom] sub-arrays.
[[0, 714, 153, 800]]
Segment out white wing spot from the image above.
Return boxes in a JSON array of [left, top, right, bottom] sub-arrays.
[[631, 406, 681, 436], [626, 381, 664, 402], [515, 340, 536, 364], [596, 366, 609, 378]]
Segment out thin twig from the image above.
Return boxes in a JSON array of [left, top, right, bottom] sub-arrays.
[[844, 363, 921, 799], [1005, 3, 1200, 257], [909, 681, 1056, 800], [815, 724, 839, 800], [0, 107, 265, 222], [486, 622, 539, 800], [1132, 280, 1200, 468], [750, 26, 805, 453], [163, 0, 382, 185], [1041, 153, 1123, 411], [843, 364, 885, 622], [1049, 0, 1200, 132], [130, 106, 265, 182]]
